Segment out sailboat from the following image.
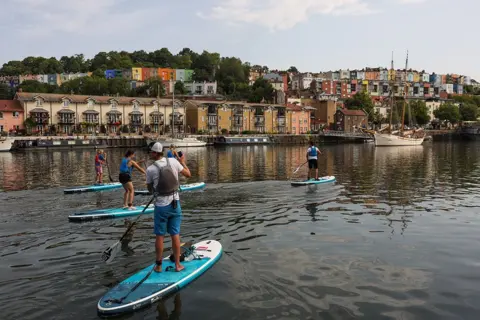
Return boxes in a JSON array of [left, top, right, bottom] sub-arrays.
[[373, 51, 425, 147], [147, 81, 206, 148]]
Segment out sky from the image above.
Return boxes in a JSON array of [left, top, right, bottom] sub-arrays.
[[0, 0, 478, 79]]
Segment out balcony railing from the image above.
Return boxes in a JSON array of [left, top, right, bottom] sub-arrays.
[[130, 119, 143, 126], [150, 117, 164, 125], [57, 116, 75, 124], [107, 118, 122, 125]]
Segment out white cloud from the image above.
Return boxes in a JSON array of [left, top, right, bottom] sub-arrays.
[[2, 0, 151, 36], [398, 0, 427, 3], [198, 0, 377, 31]]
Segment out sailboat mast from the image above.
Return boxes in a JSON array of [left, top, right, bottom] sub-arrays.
[[388, 52, 394, 132], [400, 50, 409, 133], [172, 79, 175, 138]]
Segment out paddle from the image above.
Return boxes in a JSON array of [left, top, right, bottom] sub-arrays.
[[293, 161, 308, 175], [101, 195, 155, 264], [105, 155, 114, 183]]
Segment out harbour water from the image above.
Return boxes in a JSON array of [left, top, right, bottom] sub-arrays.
[[1, 143, 480, 319]]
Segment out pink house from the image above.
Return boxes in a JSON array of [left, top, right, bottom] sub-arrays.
[[287, 103, 311, 134], [0, 100, 24, 133]]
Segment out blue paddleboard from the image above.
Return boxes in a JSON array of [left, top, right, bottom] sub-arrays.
[[134, 182, 206, 196], [64, 182, 122, 194], [291, 176, 336, 186], [68, 204, 154, 222], [97, 240, 222, 316]]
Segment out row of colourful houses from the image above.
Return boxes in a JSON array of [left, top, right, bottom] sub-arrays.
[[0, 92, 324, 135], [291, 69, 471, 88]]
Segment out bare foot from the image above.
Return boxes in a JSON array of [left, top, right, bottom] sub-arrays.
[[154, 265, 162, 272], [175, 264, 185, 272]]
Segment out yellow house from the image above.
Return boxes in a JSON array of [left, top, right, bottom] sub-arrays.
[[132, 68, 143, 81], [185, 101, 289, 134], [15, 92, 185, 135]]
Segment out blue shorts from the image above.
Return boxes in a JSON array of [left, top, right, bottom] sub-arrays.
[[153, 201, 182, 236]]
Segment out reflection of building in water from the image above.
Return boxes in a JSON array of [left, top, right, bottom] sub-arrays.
[[0, 152, 27, 190]]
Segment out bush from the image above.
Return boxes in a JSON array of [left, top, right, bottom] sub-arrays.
[[220, 128, 228, 134], [229, 130, 239, 135], [121, 125, 129, 133], [100, 125, 107, 134]]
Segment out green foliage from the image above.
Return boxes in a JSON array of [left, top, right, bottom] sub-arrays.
[[344, 91, 374, 120], [433, 103, 460, 124], [0, 83, 13, 99], [249, 78, 274, 103], [133, 78, 165, 98], [459, 103, 479, 121], [18, 80, 59, 93], [406, 100, 430, 126], [174, 81, 186, 95]]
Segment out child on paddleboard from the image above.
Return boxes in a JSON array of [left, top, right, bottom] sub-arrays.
[[306, 141, 321, 180], [95, 149, 106, 184], [119, 150, 146, 210]]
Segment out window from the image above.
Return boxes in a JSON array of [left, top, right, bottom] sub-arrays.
[[201, 116, 205, 122], [36, 99, 43, 107], [111, 102, 117, 109], [15, 125, 19, 131], [13, 111, 19, 118], [0, 112, 3, 119], [88, 100, 94, 109], [207, 86, 214, 94], [0, 125, 3, 132], [413, 87, 419, 95], [63, 100, 69, 107], [373, 85, 378, 92]]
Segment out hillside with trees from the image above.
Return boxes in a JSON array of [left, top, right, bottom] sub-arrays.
[[0, 48, 279, 103]]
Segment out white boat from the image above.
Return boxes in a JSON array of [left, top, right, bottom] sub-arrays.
[[371, 51, 425, 147], [152, 137, 207, 147], [0, 136, 14, 152], [374, 132, 424, 146]]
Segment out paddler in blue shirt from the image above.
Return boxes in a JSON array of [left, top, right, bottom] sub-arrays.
[[118, 150, 146, 210], [306, 141, 321, 181], [167, 144, 180, 160]]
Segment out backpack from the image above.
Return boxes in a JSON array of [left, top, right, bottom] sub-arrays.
[[153, 157, 179, 196]]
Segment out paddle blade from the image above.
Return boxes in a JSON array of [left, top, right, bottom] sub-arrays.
[[102, 241, 120, 264]]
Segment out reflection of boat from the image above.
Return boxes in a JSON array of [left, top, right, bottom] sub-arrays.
[[213, 136, 271, 145], [0, 136, 14, 152]]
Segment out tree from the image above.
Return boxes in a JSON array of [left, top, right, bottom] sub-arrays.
[[18, 80, 57, 93], [0, 83, 13, 99], [344, 91, 375, 120], [287, 66, 299, 73], [434, 103, 460, 124], [174, 81, 186, 95], [459, 103, 479, 121], [216, 57, 249, 95], [249, 78, 274, 103], [407, 100, 430, 126], [133, 78, 165, 97]]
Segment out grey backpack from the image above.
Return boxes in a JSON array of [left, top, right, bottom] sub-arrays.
[[153, 157, 179, 196]]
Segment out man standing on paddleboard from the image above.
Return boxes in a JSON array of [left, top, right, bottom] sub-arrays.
[[306, 141, 321, 180], [146, 142, 191, 272]]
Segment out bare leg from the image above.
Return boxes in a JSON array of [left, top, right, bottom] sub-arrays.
[[154, 235, 164, 272], [126, 182, 135, 209], [315, 168, 319, 180], [171, 234, 184, 272], [123, 186, 128, 208]]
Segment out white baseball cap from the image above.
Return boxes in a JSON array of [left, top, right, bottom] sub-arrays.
[[150, 142, 163, 153]]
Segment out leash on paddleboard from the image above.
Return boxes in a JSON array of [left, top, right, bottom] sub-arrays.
[[101, 195, 155, 264]]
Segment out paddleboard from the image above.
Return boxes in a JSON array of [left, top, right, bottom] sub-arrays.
[[134, 182, 206, 196], [291, 176, 336, 186], [63, 182, 122, 194], [68, 204, 154, 222], [97, 239, 222, 316]]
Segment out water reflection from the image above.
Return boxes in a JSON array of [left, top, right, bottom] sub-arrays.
[[157, 294, 182, 320]]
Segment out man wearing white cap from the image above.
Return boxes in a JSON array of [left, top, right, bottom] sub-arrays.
[[146, 142, 191, 272]]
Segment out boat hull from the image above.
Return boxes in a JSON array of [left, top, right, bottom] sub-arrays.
[[0, 137, 14, 152], [374, 133, 424, 146], [147, 138, 206, 147]]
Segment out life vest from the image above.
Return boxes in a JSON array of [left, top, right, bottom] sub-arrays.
[[119, 157, 132, 174], [309, 147, 317, 157]]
